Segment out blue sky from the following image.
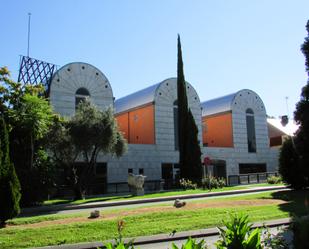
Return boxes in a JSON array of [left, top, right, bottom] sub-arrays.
[[1, 0, 309, 118]]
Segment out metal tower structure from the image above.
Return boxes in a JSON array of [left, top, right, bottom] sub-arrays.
[[17, 55, 57, 94]]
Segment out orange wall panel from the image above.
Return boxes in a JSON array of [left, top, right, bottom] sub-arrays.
[[202, 112, 233, 147], [115, 113, 129, 141], [128, 105, 155, 144]]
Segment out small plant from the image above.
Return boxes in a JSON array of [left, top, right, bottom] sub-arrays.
[[215, 214, 261, 249], [267, 175, 282, 184], [202, 176, 226, 190], [179, 178, 197, 190], [172, 237, 208, 249], [104, 220, 135, 249], [261, 225, 289, 249]]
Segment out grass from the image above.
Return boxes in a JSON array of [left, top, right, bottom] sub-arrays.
[[1, 189, 307, 249], [43, 183, 284, 206]]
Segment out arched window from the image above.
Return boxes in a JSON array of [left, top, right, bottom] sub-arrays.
[[246, 108, 256, 153], [75, 87, 90, 109], [173, 100, 179, 150]]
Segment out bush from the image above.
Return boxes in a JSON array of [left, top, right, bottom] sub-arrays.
[[202, 176, 226, 190], [292, 216, 309, 249], [216, 214, 261, 249], [267, 175, 282, 184], [179, 178, 197, 190]]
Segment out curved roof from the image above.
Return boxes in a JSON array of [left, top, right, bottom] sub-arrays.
[[201, 92, 237, 116], [115, 82, 160, 114]]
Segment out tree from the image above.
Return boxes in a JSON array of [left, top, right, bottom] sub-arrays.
[[279, 20, 309, 188], [294, 20, 309, 186], [177, 35, 202, 181], [48, 100, 127, 200], [0, 116, 21, 227], [1, 66, 55, 206], [279, 138, 304, 189], [185, 110, 202, 180]]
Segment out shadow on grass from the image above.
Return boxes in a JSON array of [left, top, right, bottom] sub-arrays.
[[270, 189, 309, 217]]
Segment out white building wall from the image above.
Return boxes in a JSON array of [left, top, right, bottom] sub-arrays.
[[49, 64, 279, 188], [202, 90, 279, 178], [49, 62, 113, 116], [106, 78, 202, 184]]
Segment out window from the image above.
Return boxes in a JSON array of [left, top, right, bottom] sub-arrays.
[[173, 100, 179, 150], [246, 108, 256, 153], [128, 168, 133, 174], [139, 168, 144, 175], [75, 87, 90, 109], [239, 163, 266, 174]]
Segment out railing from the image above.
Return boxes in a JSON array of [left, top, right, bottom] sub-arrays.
[[227, 172, 278, 186], [107, 180, 163, 194]]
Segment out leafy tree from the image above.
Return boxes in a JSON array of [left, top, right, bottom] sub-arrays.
[[0, 116, 21, 227], [48, 100, 127, 200], [279, 20, 309, 188], [177, 35, 202, 181], [0, 66, 55, 206]]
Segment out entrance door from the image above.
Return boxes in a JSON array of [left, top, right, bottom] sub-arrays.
[[161, 163, 173, 189]]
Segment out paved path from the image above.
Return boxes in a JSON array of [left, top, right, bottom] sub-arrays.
[[22, 185, 287, 216]]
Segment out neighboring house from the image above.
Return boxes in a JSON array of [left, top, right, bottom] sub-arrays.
[[267, 117, 298, 147], [48, 62, 283, 191]]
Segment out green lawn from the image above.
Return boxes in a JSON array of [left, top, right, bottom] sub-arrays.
[[43, 183, 284, 206], [0, 189, 307, 249]]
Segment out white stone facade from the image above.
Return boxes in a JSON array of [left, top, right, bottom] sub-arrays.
[[49, 62, 113, 116], [49, 62, 280, 189], [107, 78, 202, 183], [201, 90, 279, 178]]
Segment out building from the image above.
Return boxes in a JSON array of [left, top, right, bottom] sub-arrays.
[[49, 62, 282, 191], [110, 77, 201, 189], [200, 90, 279, 184]]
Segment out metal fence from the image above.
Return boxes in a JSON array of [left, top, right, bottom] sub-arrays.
[[107, 180, 163, 194], [227, 172, 278, 185]]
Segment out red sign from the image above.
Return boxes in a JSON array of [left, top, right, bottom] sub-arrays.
[[203, 157, 211, 166]]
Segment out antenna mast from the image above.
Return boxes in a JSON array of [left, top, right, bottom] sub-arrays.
[[285, 96, 289, 118], [27, 13, 31, 57]]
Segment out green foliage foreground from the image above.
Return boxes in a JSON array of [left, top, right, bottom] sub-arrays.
[[0, 190, 308, 248]]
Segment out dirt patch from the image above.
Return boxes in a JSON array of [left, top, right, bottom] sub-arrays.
[[12, 199, 286, 229]]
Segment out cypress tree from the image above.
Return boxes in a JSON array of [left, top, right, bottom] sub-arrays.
[[0, 116, 21, 227], [177, 34, 189, 179], [185, 110, 202, 180], [177, 35, 202, 181]]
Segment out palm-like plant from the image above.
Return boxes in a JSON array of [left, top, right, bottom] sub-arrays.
[[216, 214, 261, 249]]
